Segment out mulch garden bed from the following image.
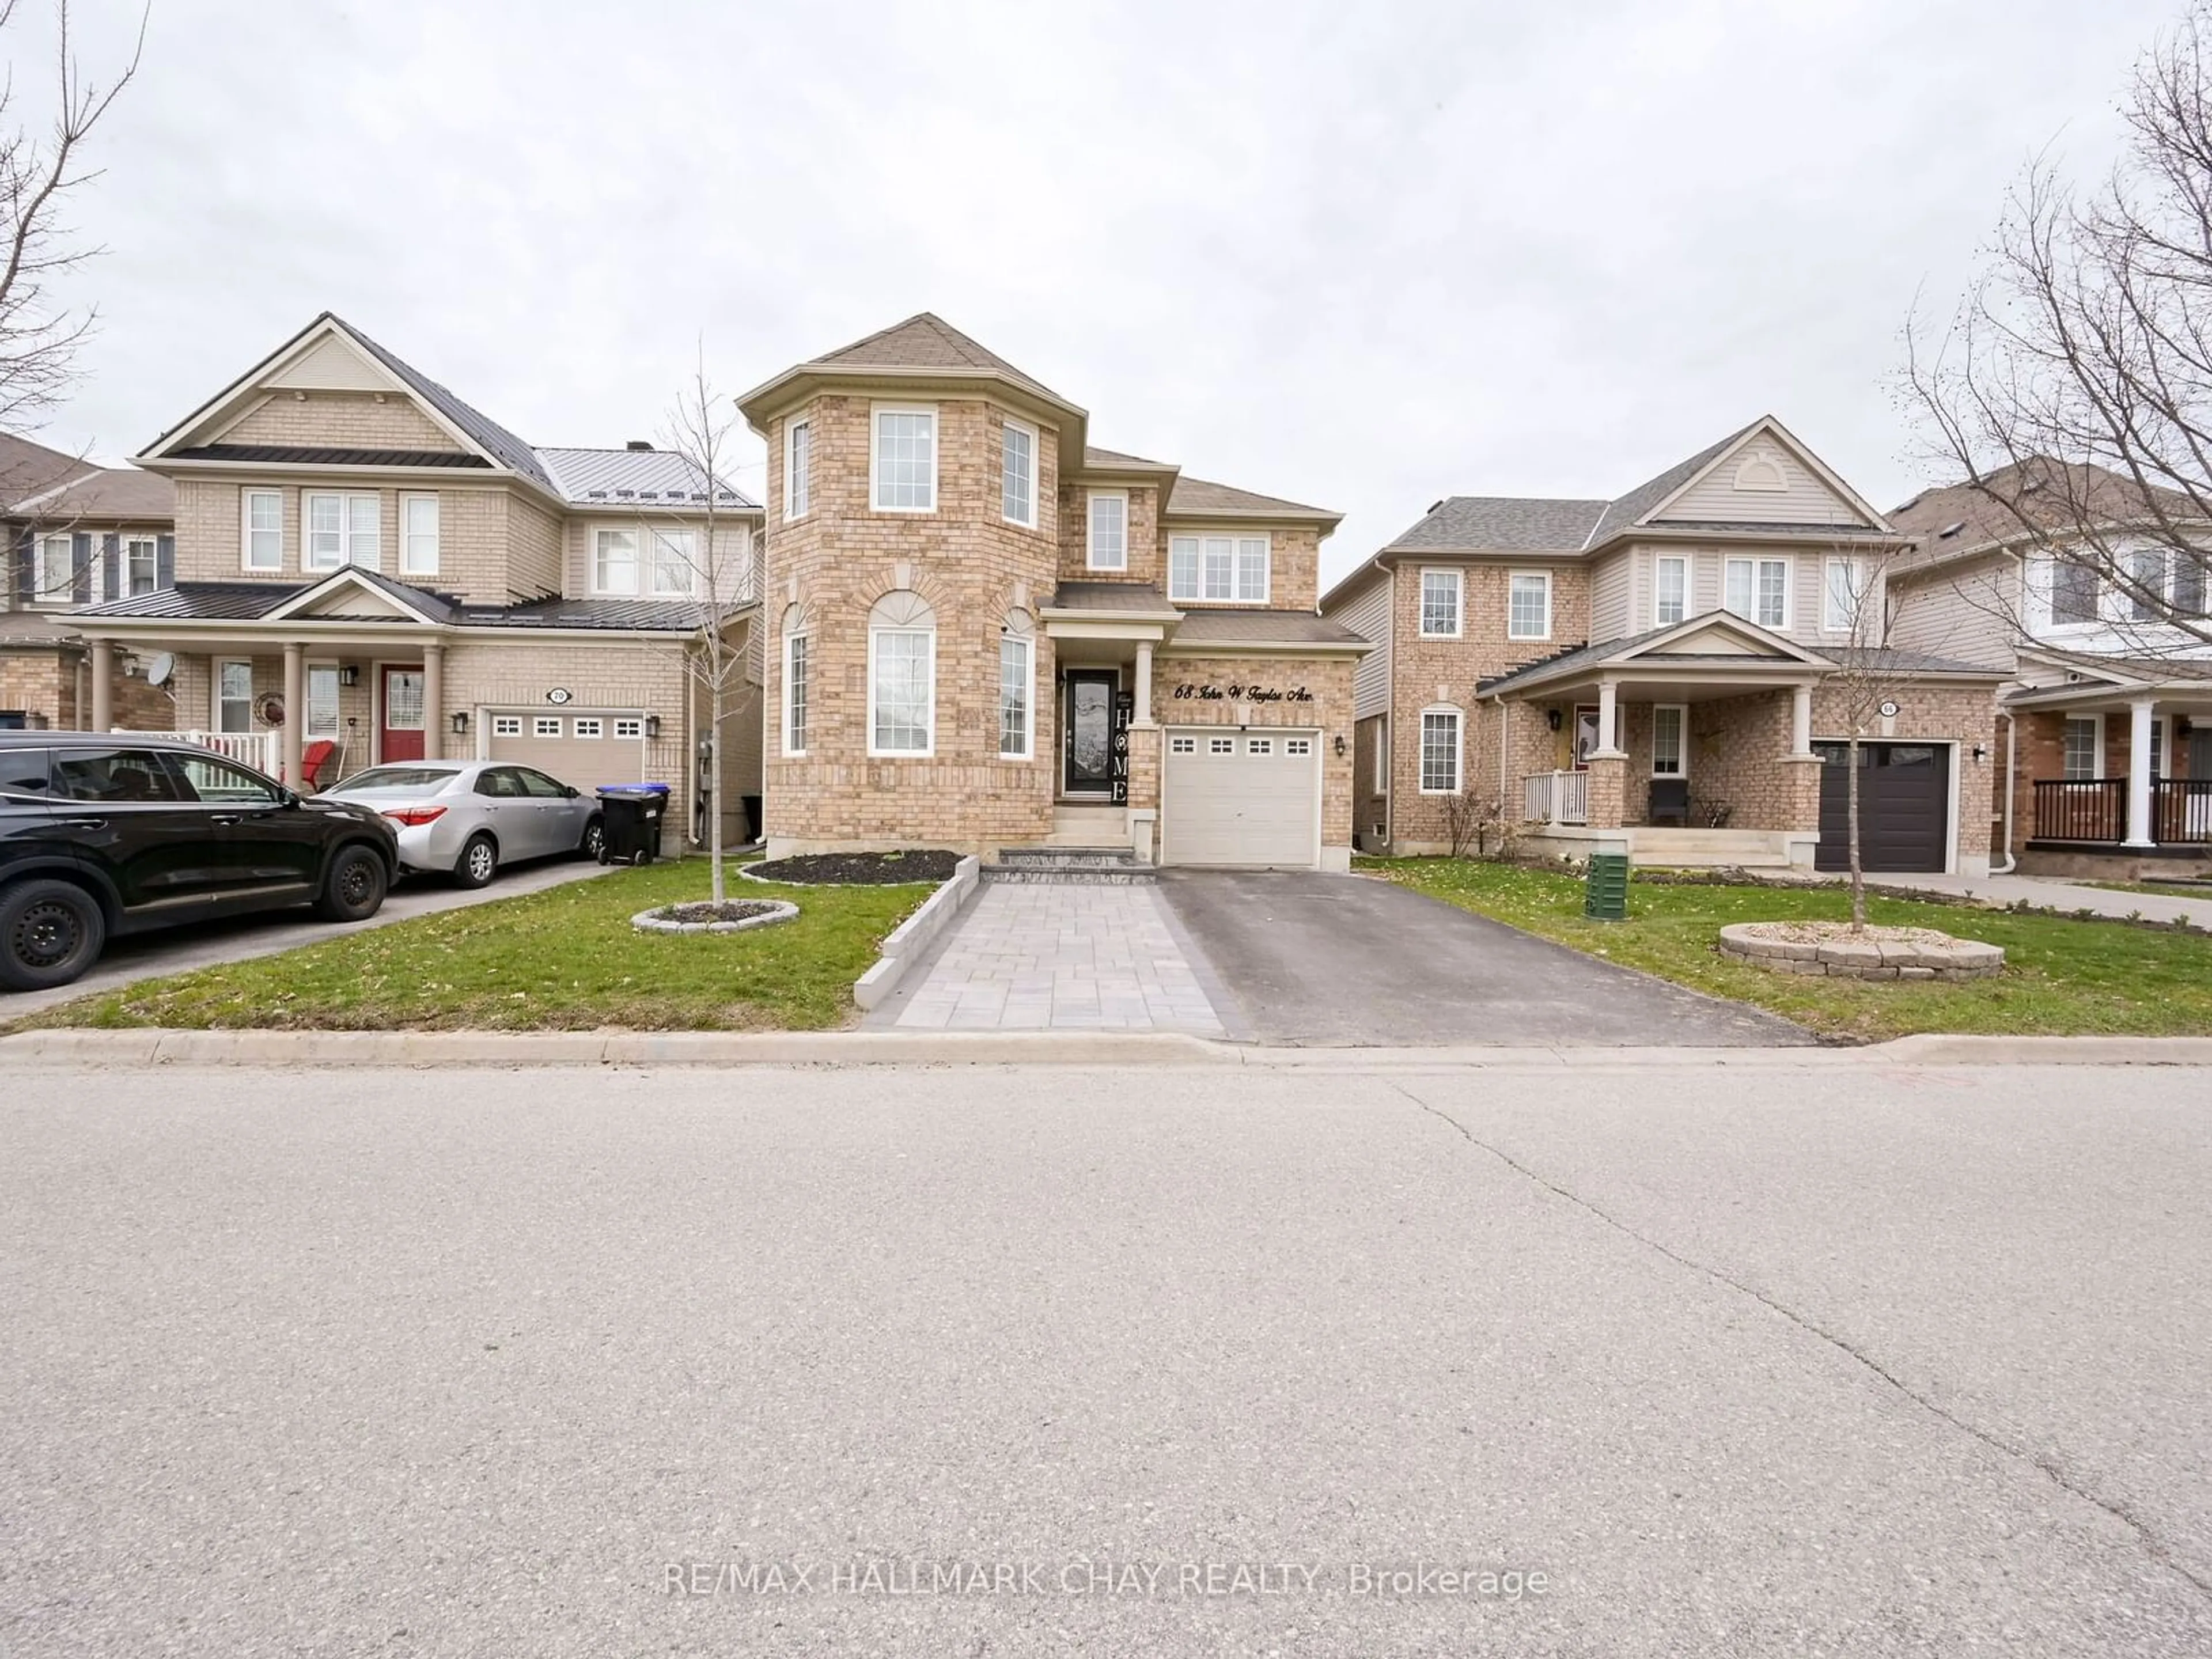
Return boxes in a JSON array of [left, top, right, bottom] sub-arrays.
[[656, 901, 785, 925], [744, 849, 962, 886]]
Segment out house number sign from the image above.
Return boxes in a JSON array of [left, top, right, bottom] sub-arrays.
[[546, 688, 574, 705], [1171, 683, 1315, 703]]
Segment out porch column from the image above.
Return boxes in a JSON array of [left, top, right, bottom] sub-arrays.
[[282, 643, 305, 786], [1790, 682, 1816, 757], [2125, 694, 2157, 847], [1592, 675, 1624, 757], [423, 643, 446, 762], [1133, 641, 1155, 727], [88, 639, 114, 733]]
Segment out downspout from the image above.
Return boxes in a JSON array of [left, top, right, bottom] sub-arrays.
[[1991, 709, 2017, 874]]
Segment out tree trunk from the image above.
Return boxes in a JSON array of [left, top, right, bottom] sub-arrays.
[[707, 700, 725, 906], [1847, 733, 1866, 931]]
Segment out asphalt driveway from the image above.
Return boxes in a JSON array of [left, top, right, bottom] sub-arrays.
[[1157, 869, 1806, 1046]]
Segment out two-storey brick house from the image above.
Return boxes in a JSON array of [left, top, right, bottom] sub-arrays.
[[3, 433, 176, 732], [67, 314, 764, 856], [737, 315, 1368, 868], [1324, 417, 2006, 875]]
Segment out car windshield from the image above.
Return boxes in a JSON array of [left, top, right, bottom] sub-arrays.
[[335, 767, 462, 794]]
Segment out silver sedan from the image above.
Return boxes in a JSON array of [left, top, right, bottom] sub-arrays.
[[321, 762, 605, 887]]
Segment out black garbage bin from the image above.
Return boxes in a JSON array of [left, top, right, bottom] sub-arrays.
[[596, 783, 671, 865]]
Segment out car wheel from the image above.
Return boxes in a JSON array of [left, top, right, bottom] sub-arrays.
[[314, 844, 389, 922], [0, 878, 107, 993], [453, 833, 499, 890], [578, 816, 606, 863]]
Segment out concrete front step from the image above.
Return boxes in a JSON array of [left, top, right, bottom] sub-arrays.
[[998, 846, 1135, 868], [983, 846, 1157, 884], [982, 866, 1160, 885]]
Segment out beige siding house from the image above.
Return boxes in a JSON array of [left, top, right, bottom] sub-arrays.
[[738, 313, 1368, 869], [1888, 467, 2212, 878], [67, 314, 764, 859], [1323, 417, 2007, 876]]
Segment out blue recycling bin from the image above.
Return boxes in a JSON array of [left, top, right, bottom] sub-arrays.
[[596, 783, 671, 865]]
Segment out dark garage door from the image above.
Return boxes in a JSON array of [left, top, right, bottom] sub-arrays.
[[1815, 743, 1949, 872]]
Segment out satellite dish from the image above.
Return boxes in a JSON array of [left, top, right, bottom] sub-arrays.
[[146, 652, 175, 687]]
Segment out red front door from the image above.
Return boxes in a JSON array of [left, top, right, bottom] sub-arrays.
[[381, 666, 426, 762]]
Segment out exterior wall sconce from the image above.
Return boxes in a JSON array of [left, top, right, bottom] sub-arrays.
[[1971, 745, 1987, 762], [1333, 733, 1347, 757], [338, 665, 359, 687], [450, 711, 469, 737], [1546, 707, 1563, 732], [644, 715, 662, 740]]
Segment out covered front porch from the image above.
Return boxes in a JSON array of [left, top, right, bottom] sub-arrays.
[[2012, 666, 2212, 876], [1481, 613, 1832, 870]]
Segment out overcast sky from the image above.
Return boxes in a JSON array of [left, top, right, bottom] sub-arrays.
[[22, 0, 2184, 589]]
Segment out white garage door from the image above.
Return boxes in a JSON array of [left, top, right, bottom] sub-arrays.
[[483, 709, 649, 793], [1161, 728, 1321, 868]]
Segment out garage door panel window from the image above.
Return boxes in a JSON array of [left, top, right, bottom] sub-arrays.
[[613, 717, 643, 740], [1209, 736, 1233, 755], [1171, 736, 1195, 754], [572, 718, 603, 738], [868, 591, 935, 757], [492, 715, 522, 738], [1420, 708, 1461, 794], [1169, 535, 1269, 603], [534, 717, 562, 738]]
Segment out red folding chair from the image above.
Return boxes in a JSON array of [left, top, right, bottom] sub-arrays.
[[298, 740, 338, 790]]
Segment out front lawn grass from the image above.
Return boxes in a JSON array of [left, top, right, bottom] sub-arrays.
[[1359, 857, 2212, 1041], [20, 862, 931, 1033]]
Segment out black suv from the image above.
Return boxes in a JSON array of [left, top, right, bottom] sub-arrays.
[[0, 733, 400, 992]]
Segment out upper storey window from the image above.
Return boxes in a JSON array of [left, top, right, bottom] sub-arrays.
[[785, 418, 811, 520], [1088, 492, 1127, 570], [1001, 419, 1037, 528], [242, 490, 282, 571], [1508, 571, 1551, 640], [597, 527, 698, 596], [305, 493, 379, 571], [1725, 556, 1789, 628], [1419, 568, 1461, 637], [1169, 533, 1269, 603], [873, 406, 937, 513]]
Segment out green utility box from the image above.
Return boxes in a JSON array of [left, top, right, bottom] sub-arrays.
[[1584, 853, 1630, 921]]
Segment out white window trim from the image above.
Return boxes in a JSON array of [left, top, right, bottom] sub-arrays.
[[123, 533, 160, 596], [998, 632, 1033, 760], [304, 660, 343, 739], [1507, 570, 1552, 641], [593, 525, 642, 597], [1418, 704, 1463, 795], [241, 489, 282, 573], [1725, 555, 1793, 630], [1001, 417, 1039, 530], [646, 526, 700, 599], [1650, 703, 1689, 779], [1823, 555, 1874, 635], [1374, 721, 1390, 795], [870, 403, 938, 515], [399, 492, 440, 577], [783, 416, 811, 522], [1653, 555, 1688, 628], [1419, 567, 1463, 638], [782, 631, 809, 757], [866, 624, 936, 759], [2062, 714, 2105, 779], [1087, 489, 1128, 571], [1168, 532, 1272, 604], [304, 490, 381, 573], [213, 658, 255, 733]]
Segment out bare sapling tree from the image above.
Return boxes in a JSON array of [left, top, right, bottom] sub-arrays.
[[1902, 0, 2212, 654], [649, 357, 759, 906], [1, 0, 147, 441], [1819, 546, 1923, 931]]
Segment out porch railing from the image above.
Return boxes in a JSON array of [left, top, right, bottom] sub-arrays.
[[1522, 769, 1588, 826], [2033, 777, 2212, 844], [118, 728, 285, 779]]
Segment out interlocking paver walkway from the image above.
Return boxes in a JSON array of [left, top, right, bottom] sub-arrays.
[[892, 882, 1226, 1033]]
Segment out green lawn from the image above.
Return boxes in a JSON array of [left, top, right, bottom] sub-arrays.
[[1359, 857, 2212, 1041], [2076, 878, 2212, 899], [20, 862, 932, 1033]]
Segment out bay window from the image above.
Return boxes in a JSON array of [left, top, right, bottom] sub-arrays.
[[1001, 419, 1037, 527], [999, 620, 1033, 759], [782, 611, 809, 756], [872, 407, 937, 512], [1168, 533, 1270, 602], [868, 590, 935, 756], [785, 417, 810, 520]]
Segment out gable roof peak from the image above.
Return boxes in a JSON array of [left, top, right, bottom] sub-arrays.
[[804, 311, 1073, 407]]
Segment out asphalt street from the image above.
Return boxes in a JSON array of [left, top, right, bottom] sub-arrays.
[[2, 1059, 2207, 1657]]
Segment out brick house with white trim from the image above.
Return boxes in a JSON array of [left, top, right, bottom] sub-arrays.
[[1323, 417, 2006, 875]]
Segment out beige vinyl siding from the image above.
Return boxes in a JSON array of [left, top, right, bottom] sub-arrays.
[[1653, 441, 1869, 528], [1589, 548, 1632, 639], [1691, 548, 1722, 614], [1338, 571, 1393, 719], [1887, 552, 2020, 670], [263, 335, 394, 393]]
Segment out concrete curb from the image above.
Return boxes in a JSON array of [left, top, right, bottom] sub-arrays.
[[1, 1028, 2207, 1069], [853, 856, 980, 1012]]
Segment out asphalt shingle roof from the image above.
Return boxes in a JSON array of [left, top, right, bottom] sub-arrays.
[[1476, 617, 2002, 694], [535, 446, 759, 509], [1166, 475, 1337, 520], [1048, 581, 1179, 614], [809, 313, 1071, 407], [1171, 609, 1369, 646], [10, 465, 172, 521], [1384, 495, 1609, 553], [1579, 423, 1759, 546]]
